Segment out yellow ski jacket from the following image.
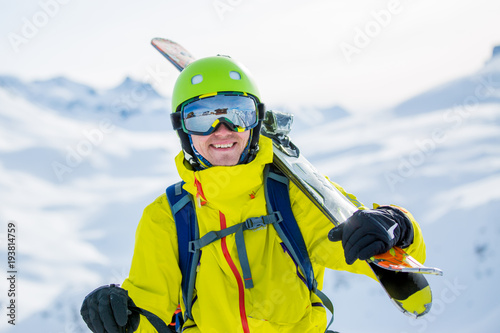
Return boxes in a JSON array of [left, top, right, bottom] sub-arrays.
[[122, 136, 426, 332]]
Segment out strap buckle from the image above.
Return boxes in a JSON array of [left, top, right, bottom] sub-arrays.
[[245, 216, 265, 230], [244, 211, 283, 230], [188, 241, 197, 253], [272, 211, 283, 224]]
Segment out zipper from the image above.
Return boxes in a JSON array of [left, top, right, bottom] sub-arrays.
[[219, 211, 250, 333]]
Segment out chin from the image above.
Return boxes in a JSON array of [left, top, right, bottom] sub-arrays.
[[208, 151, 243, 167], [210, 157, 240, 166], [216, 161, 239, 167]]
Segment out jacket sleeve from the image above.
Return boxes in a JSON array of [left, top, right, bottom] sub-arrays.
[[121, 193, 181, 332], [290, 179, 426, 280]]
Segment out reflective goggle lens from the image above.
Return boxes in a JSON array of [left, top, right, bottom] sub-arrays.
[[181, 94, 258, 135]]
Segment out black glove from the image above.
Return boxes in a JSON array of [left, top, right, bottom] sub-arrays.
[[81, 284, 140, 333], [328, 206, 414, 265]]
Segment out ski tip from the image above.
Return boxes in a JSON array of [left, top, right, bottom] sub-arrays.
[[149, 37, 195, 72], [392, 285, 433, 318], [151, 37, 169, 43], [151, 37, 170, 47]]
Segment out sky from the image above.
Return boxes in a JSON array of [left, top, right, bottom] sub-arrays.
[[1, 0, 500, 113]]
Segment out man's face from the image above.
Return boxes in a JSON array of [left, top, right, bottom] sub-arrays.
[[191, 124, 250, 166]]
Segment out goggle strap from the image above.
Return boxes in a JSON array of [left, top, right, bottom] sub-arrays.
[[171, 112, 182, 131], [257, 103, 265, 119]]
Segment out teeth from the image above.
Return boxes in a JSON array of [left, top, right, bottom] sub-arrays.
[[213, 143, 234, 149]]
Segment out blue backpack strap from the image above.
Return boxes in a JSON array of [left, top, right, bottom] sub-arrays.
[[264, 164, 335, 332], [166, 182, 199, 323]]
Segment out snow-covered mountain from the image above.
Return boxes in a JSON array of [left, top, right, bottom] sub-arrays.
[[0, 76, 170, 131], [0, 48, 499, 333], [391, 47, 500, 116]]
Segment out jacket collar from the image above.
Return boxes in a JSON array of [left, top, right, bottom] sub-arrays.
[[175, 136, 274, 206]]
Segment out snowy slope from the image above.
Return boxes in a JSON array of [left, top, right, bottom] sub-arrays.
[[0, 80, 181, 332], [1, 49, 499, 333]]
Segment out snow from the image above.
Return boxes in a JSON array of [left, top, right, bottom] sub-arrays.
[[1, 49, 499, 332]]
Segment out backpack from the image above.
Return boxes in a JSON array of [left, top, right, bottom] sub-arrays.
[[166, 164, 335, 332]]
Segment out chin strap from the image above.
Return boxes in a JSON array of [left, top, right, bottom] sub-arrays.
[[188, 134, 212, 170]]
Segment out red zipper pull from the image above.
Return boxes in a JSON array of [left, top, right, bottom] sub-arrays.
[[194, 174, 207, 207]]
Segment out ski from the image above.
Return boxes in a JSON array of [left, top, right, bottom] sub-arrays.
[[151, 38, 196, 71], [259, 110, 441, 318], [151, 37, 442, 318]]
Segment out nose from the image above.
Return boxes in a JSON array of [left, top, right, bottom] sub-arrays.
[[213, 122, 233, 135]]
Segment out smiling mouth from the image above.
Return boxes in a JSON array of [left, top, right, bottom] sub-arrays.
[[212, 143, 235, 149]]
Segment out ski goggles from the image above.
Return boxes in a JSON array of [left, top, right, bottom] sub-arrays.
[[171, 92, 264, 136]]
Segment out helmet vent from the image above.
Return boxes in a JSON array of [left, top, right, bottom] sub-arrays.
[[229, 71, 241, 80], [191, 74, 203, 85]]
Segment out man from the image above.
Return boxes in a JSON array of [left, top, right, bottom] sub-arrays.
[[81, 55, 425, 332]]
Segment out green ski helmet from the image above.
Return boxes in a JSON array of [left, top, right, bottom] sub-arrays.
[[170, 55, 265, 169]]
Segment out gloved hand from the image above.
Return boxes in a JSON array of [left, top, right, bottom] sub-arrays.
[[328, 206, 414, 265], [80, 284, 140, 333]]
